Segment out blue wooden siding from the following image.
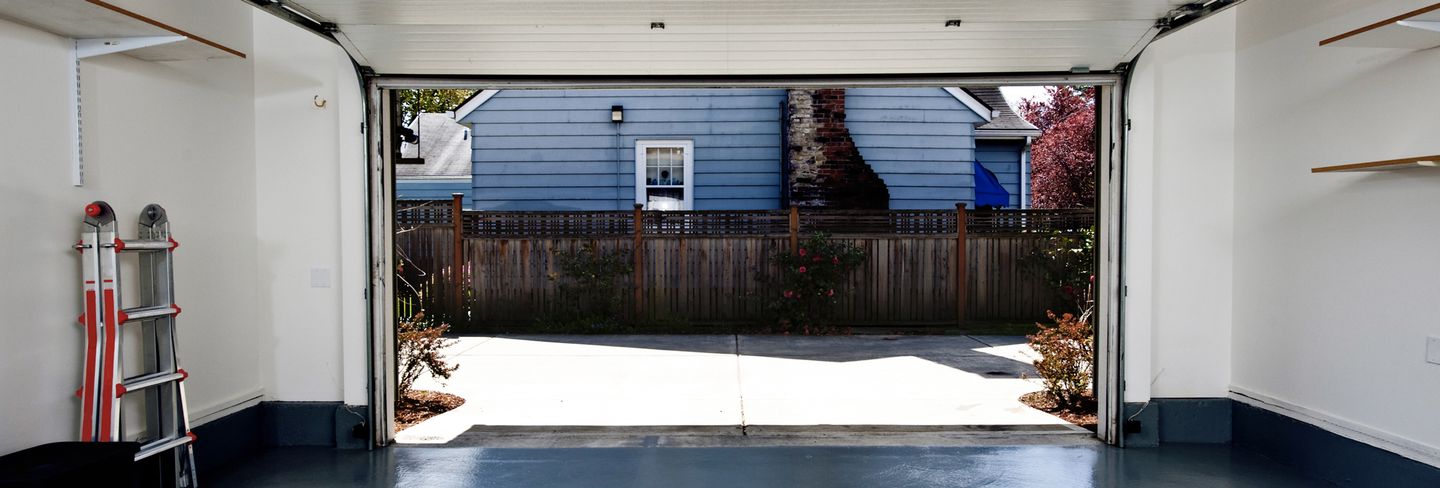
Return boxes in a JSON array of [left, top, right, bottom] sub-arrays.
[[461, 89, 785, 211], [846, 88, 988, 209], [459, 88, 1024, 210], [975, 139, 1027, 208], [396, 179, 472, 204]]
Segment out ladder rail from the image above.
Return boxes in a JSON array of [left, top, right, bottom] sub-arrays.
[[136, 203, 197, 488], [77, 201, 197, 488]]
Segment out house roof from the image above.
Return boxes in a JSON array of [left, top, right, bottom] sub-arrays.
[[966, 87, 1041, 137], [397, 113, 471, 178]]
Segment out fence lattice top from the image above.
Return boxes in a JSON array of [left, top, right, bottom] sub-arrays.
[[395, 204, 1094, 238]]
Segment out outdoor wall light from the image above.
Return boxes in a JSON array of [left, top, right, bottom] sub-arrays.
[[944, 19, 962, 27], [611, 105, 624, 123]]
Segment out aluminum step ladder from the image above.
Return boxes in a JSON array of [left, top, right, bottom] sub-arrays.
[[77, 201, 197, 488]]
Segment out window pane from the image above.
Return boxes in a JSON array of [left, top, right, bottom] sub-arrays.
[[647, 188, 684, 210]]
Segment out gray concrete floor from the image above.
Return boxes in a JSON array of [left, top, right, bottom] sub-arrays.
[[401, 335, 1063, 444], [208, 444, 1331, 487]]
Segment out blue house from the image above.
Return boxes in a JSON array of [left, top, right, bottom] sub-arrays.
[[401, 87, 1038, 211]]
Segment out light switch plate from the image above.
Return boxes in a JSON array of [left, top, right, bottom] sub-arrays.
[[1427, 336, 1440, 365], [310, 267, 332, 288]]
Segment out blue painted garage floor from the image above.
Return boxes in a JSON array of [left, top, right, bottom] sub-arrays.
[[208, 444, 1329, 487]]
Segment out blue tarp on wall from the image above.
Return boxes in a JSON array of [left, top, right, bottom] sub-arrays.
[[973, 161, 1010, 208]]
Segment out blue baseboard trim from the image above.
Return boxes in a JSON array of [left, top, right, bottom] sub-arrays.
[[192, 404, 262, 473], [192, 401, 369, 473], [261, 402, 340, 447], [1123, 398, 1230, 446], [1158, 398, 1231, 444], [1232, 401, 1440, 488]]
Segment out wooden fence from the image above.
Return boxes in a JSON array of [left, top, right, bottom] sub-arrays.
[[395, 197, 1093, 331]]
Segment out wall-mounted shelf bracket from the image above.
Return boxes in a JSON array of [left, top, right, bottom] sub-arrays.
[[1396, 20, 1440, 33], [0, 0, 247, 186], [76, 36, 185, 59], [70, 36, 187, 186]]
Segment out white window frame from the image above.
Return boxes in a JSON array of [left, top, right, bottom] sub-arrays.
[[634, 140, 695, 210]]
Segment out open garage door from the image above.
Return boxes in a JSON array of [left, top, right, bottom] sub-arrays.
[[248, 0, 1241, 448]]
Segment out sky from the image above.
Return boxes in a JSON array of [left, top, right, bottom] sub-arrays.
[[999, 85, 1050, 112]]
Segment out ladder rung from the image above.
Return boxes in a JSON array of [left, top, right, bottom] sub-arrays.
[[119, 304, 179, 323], [134, 432, 195, 462], [113, 237, 177, 252], [119, 370, 185, 395]]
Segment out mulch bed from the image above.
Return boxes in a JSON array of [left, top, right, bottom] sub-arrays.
[[1020, 391, 1098, 431], [396, 390, 465, 432]]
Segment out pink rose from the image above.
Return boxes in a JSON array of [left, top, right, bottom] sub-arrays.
[[798, 266, 807, 273], [783, 290, 794, 298], [832, 257, 840, 265], [826, 289, 835, 296], [798, 248, 808, 256]]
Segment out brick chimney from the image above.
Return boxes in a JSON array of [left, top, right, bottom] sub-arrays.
[[785, 89, 890, 209]]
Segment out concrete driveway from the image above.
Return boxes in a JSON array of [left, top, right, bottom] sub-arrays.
[[398, 335, 1069, 444]]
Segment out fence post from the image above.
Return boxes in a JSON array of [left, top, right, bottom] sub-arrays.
[[788, 206, 800, 253], [450, 193, 464, 317], [956, 202, 967, 329], [633, 203, 645, 321]]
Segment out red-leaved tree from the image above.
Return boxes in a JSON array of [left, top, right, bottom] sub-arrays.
[[1017, 87, 1097, 209]]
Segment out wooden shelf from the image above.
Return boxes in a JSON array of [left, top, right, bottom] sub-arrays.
[[0, 0, 245, 61], [1312, 155, 1440, 173], [1320, 2, 1440, 49]]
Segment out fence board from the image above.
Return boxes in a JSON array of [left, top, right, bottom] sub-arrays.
[[396, 208, 1087, 331]]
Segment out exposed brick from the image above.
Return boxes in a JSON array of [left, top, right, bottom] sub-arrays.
[[786, 89, 890, 209]]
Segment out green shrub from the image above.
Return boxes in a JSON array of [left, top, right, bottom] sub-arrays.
[[1028, 308, 1094, 408], [539, 243, 633, 332], [397, 312, 459, 397], [768, 233, 866, 334], [1021, 226, 1095, 313]]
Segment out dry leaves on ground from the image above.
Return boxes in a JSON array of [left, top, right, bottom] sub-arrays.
[[396, 390, 465, 432], [1020, 391, 1097, 431]]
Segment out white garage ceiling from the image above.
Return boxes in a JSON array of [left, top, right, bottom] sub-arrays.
[[275, 0, 1202, 76]]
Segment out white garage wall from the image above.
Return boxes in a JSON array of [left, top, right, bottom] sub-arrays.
[[252, 11, 369, 405], [0, 1, 260, 454], [1123, 8, 1236, 401], [1230, 0, 1440, 459]]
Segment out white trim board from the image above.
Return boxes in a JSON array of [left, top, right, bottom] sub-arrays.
[[453, 89, 498, 121], [1230, 386, 1440, 469], [189, 390, 264, 427], [944, 87, 996, 122]]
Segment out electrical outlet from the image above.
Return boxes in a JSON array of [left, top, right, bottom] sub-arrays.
[[310, 267, 332, 288], [1427, 336, 1440, 365]]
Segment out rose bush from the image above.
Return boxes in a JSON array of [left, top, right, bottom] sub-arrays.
[[768, 233, 866, 334]]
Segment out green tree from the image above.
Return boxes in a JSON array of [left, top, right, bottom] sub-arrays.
[[395, 89, 477, 125]]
